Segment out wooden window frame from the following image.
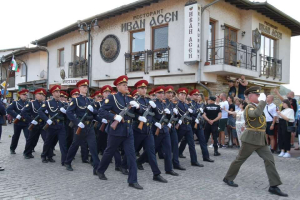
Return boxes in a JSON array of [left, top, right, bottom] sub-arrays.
[[58, 48, 64, 67], [73, 41, 88, 62], [130, 29, 145, 55], [152, 23, 169, 52], [209, 19, 216, 64], [261, 33, 277, 58]]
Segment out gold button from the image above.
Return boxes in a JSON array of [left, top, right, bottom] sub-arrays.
[[147, 123, 149, 126], [127, 120, 130, 123], [86, 121, 90, 125], [187, 122, 189, 125], [39, 119, 42, 122], [57, 119, 60, 122]]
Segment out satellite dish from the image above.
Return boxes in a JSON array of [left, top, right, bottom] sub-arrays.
[[40, 70, 45, 78], [60, 69, 66, 79]]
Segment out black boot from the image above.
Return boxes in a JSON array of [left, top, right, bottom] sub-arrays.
[[268, 186, 288, 197], [42, 157, 48, 163], [153, 175, 168, 183], [65, 164, 73, 171]]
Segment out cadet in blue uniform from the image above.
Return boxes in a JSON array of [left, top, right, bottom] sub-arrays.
[[176, 88, 203, 167], [96, 75, 143, 190], [91, 90, 103, 155], [164, 86, 186, 170], [38, 85, 67, 164], [0, 95, 6, 142], [132, 80, 168, 183], [7, 89, 30, 154], [138, 86, 179, 176], [64, 79, 100, 174], [22, 88, 47, 159], [180, 89, 214, 162]]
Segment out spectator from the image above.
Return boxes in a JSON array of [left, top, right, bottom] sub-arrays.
[[215, 94, 220, 105], [228, 80, 236, 97], [263, 95, 277, 153], [225, 101, 248, 145], [234, 97, 241, 111], [274, 89, 298, 148], [235, 75, 248, 100], [277, 99, 295, 158], [227, 96, 238, 147], [218, 93, 229, 148]]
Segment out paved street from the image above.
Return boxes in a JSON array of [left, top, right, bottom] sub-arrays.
[[0, 124, 299, 200]]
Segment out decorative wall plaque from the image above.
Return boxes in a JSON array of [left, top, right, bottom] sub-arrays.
[[100, 34, 121, 63], [252, 28, 261, 51]]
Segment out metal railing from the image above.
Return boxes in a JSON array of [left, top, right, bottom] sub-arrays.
[[68, 60, 88, 78], [207, 38, 257, 71], [125, 47, 170, 74], [260, 55, 282, 80]]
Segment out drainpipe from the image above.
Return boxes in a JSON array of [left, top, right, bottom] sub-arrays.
[[34, 41, 50, 90], [197, 0, 222, 96]]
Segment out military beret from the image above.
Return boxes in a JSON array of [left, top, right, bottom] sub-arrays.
[[244, 86, 261, 95], [76, 79, 89, 88]]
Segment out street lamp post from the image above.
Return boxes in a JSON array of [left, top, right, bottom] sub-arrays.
[[77, 18, 99, 91]]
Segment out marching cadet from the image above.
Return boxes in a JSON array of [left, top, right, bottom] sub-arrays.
[[8, 89, 30, 154], [133, 80, 168, 183], [91, 90, 103, 155], [223, 87, 287, 197], [66, 88, 80, 150], [22, 88, 47, 159], [38, 85, 68, 165], [164, 86, 186, 170], [96, 75, 143, 190], [176, 88, 203, 167], [138, 86, 179, 176], [202, 96, 222, 156], [189, 89, 214, 162], [64, 79, 100, 175]]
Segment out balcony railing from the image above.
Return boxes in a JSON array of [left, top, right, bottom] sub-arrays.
[[68, 60, 88, 78], [206, 38, 257, 71], [125, 47, 170, 74], [260, 55, 282, 80]]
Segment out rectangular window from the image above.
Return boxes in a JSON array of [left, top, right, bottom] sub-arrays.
[[70, 41, 88, 78], [152, 25, 169, 70], [261, 34, 276, 58], [58, 49, 64, 67], [224, 26, 238, 65], [130, 30, 145, 72], [21, 63, 26, 77]]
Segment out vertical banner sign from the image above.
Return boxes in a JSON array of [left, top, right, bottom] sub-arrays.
[[184, 3, 201, 63]]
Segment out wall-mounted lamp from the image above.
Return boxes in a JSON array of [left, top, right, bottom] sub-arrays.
[[241, 31, 246, 37], [221, 24, 225, 30], [178, 68, 183, 72], [105, 74, 110, 77]]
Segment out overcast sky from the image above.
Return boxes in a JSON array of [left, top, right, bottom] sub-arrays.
[[0, 0, 299, 93]]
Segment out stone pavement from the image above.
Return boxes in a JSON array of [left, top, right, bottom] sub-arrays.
[[0, 124, 299, 200]]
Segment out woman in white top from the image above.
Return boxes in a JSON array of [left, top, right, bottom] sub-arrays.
[[225, 101, 248, 146], [277, 99, 295, 158]]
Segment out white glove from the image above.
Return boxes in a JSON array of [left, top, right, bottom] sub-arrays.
[[102, 119, 108, 124], [47, 119, 53, 125], [45, 110, 49, 114], [2, 99, 7, 104], [195, 119, 199, 124], [200, 108, 204, 113], [60, 107, 66, 114], [167, 123, 172, 129], [16, 114, 21, 120], [188, 108, 193, 113], [258, 93, 266, 101], [138, 116, 147, 123], [178, 120, 182, 125], [164, 108, 171, 114], [149, 101, 156, 108], [114, 115, 122, 122], [31, 120, 38, 125], [78, 122, 85, 128], [130, 101, 139, 109], [173, 108, 178, 115], [87, 105, 94, 112], [155, 122, 162, 129]]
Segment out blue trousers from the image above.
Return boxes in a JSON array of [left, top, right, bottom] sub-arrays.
[[179, 127, 210, 159], [135, 133, 161, 175], [97, 134, 137, 184], [10, 124, 29, 151], [169, 127, 181, 167], [65, 126, 100, 169], [139, 130, 173, 172], [23, 125, 46, 156], [177, 125, 198, 164], [41, 127, 67, 165]]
